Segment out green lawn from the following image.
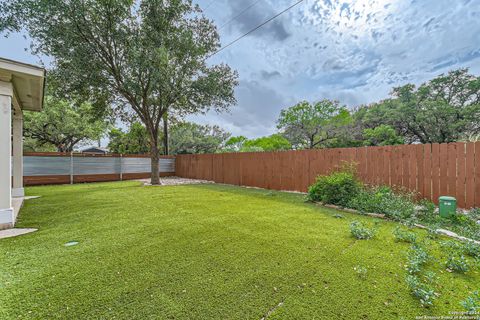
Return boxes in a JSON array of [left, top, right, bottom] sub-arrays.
[[1, 181, 478, 319]]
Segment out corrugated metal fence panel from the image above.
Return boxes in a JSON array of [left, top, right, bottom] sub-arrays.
[[122, 157, 150, 173], [160, 158, 175, 172], [24, 156, 71, 176], [73, 157, 121, 174], [23, 155, 175, 176]]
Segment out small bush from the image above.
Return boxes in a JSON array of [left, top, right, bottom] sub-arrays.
[[307, 169, 362, 207], [405, 274, 437, 307], [426, 227, 440, 240], [468, 208, 480, 221], [463, 241, 480, 258], [380, 191, 417, 221], [440, 240, 463, 252], [347, 185, 391, 214], [423, 271, 438, 285], [348, 185, 416, 221], [416, 200, 437, 221], [406, 244, 430, 274], [446, 255, 470, 273], [461, 291, 480, 313], [393, 226, 418, 243], [350, 221, 377, 240]]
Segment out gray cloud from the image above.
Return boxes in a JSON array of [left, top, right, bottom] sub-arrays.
[[260, 70, 281, 80], [224, 0, 291, 41], [194, 0, 480, 137], [189, 79, 293, 137]]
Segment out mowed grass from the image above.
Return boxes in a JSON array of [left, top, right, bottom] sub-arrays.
[[0, 182, 478, 319]]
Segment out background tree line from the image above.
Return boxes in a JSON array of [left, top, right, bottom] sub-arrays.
[[23, 68, 480, 155]]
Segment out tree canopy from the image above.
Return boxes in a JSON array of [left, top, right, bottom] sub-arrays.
[[362, 125, 404, 146], [169, 122, 230, 154], [356, 69, 480, 143], [107, 122, 151, 155], [1, 0, 238, 183], [23, 96, 108, 152], [277, 100, 352, 149]]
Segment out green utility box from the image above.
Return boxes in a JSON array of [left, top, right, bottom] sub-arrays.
[[439, 196, 457, 218]]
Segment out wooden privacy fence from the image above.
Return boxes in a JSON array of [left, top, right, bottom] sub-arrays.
[[22, 152, 175, 186], [176, 142, 480, 209]]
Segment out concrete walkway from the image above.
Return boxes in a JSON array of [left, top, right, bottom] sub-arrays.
[[0, 195, 40, 239], [0, 228, 37, 239]]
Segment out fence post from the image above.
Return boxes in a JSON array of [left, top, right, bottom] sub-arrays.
[[70, 151, 74, 184], [119, 154, 123, 181]]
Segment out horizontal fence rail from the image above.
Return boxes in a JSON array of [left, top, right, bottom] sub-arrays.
[[175, 142, 480, 209], [21, 153, 175, 186]]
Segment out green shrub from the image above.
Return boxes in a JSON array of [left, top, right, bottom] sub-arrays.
[[350, 220, 377, 240], [405, 274, 437, 307], [468, 208, 480, 221], [347, 185, 392, 214], [461, 291, 480, 313], [393, 226, 418, 243], [307, 169, 362, 207], [348, 185, 416, 221], [440, 240, 463, 252], [463, 241, 480, 258], [446, 255, 470, 273], [380, 191, 416, 221], [423, 271, 438, 285], [441, 240, 480, 259], [416, 200, 437, 221], [426, 227, 440, 240], [406, 244, 430, 274]]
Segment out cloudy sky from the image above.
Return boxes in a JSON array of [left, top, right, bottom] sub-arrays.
[[2, 0, 480, 139]]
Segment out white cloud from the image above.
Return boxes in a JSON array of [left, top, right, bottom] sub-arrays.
[[3, 0, 480, 139], [201, 0, 480, 137]]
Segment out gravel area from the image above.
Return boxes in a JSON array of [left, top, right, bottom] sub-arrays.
[[138, 176, 214, 186]]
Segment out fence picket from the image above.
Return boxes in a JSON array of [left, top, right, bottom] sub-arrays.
[[26, 143, 480, 208]]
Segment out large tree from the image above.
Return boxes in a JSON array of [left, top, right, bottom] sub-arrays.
[[356, 69, 480, 143], [24, 96, 108, 152], [223, 134, 291, 152], [107, 122, 152, 155], [169, 122, 230, 154], [1, 0, 238, 184], [362, 125, 404, 146], [277, 100, 352, 149]]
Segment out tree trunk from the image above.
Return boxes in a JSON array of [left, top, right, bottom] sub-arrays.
[[150, 142, 160, 185], [163, 112, 169, 155]]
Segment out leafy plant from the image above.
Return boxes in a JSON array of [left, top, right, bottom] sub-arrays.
[[423, 271, 438, 285], [426, 227, 439, 240], [463, 241, 480, 258], [308, 167, 362, 207], [348, 185, 416, 221], [350, 221, 377, 240], [333, 214, 345, 219], [353, 265, 368, 279], [440, 240, 463, 252], [446, 255, 470, 273], [405, 274, 437, 307], [468, 208, 480, 221], [347, 185, 390, 214], [380, 191, 417, 221], [416, 200, 437, 221], [393, 226, 418, 243], [461, 291, 480, 313], [406, 244, 430, 274]]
